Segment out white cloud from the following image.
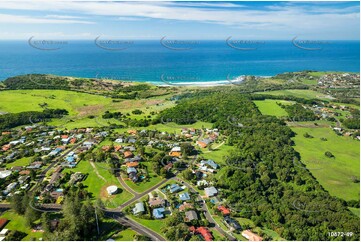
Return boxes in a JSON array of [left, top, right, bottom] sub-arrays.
[[0, 13, 94, 24]]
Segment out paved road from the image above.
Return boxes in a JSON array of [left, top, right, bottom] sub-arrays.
[[173, 177, 236, 241], [0, 204, 164, 241], [37, 137, 88, 185], [109, 212, 166, 241]]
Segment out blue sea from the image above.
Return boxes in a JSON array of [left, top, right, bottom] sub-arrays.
[[0, 40, 359, 85]]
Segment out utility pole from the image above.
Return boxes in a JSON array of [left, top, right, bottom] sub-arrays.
[[95, 207, 100, 236]]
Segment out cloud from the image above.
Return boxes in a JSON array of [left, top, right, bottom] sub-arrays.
[[0, 1, 358, 39], [0, 13, 94, 24]]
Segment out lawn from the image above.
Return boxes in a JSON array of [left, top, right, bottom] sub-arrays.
[[0, 210, 43, 241], [6, 156, 33, 168], [124, 162, 165, 193], [112, 228, 139, 241], [255, 89, 334, 100], [129, 215, 165, 236], [200, 144, 234, 165], [253, 99, 290, 117], [291, 126, 360, 201], [147, 121, 214, 134], [69, 159, 134, 207]]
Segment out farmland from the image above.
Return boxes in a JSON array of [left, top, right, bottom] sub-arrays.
[[291, 126, 360, 201]]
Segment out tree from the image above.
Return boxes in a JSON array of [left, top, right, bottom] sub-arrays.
[[10, 194, 26, 214], [324, 151, 334, 158], [182, 169, 195, 181]]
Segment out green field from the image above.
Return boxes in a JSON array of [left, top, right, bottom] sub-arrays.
[[112, 228, 139, 241], [256, 89, 334, 100], [291, 126, 360, 201], [253, 99, 291, 117], [69, 159, 134, 207], [129, 215, 165, 237], [5, 156, 33, 168], [0, 210, 43, 241], [200, 144, 234, 165]]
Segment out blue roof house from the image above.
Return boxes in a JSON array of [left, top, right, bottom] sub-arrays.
[[153, 207, 165, 219]]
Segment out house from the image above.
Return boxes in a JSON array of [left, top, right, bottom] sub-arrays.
[[125, 155, 142, 163], [50, 191, 64, 200], [169, 146, 182, 157], [3, 182, 18, 195], [126, 162, 139, 168], [196, 139, 212, 148], [190, 226, 213, 241], [127, 167, 137, 174], [197, 180, 208, 186], [124, 151, 134, 159], [179, 192, 191, 201], [1, 144, 10, 152], [242, 230, 263, 241], [149, 197, 165, 207], [114, 145, 122, 152], [204, 186, 217, 197], [224, 216, 241, 231], [179, 202, 194, 211], [0, 219, 8, 230], [169, 184, 182, 193], [0, 170, 11, 179], [115, 138, 124, 143], [127, 130, 137, 135], [0, 229, 8, 236], [185, 210, 198, 222], [153, 207, 165, 219], [217, 205, 230, 216], [201, 160, 218, 170], [210, 197, 220, 204], [133, 202, 145, 215], [102, 146, 111, 152]]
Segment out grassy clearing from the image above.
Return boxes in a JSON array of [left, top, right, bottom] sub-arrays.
[[124, 162, 164, 193], [69, 159, 134, 207], [0, 90, 111, 115], [255, 89, 334, 100], [253, 99, 290, 117], [5, 156, 33, 168], [112, 228, 139, 241], [200, 144, 234, 165], [0, 210, 43, 241], [129, 215, 165, 236], [291, 126, 360, 201]]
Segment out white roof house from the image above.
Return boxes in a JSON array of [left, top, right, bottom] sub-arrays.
[[170, 146, 181, 152], [0, 170, 12, 179], [204, 186, 218, 197]]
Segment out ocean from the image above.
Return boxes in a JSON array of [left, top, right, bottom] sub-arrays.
[[0, 40, 359, 85]]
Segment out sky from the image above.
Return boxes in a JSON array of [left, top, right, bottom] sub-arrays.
[[0, 1, 359, 40]]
